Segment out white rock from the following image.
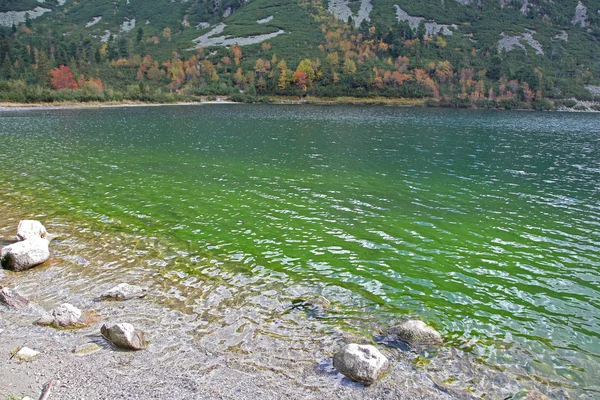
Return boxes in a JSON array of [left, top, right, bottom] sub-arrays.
[[52, 303, 82, 327], [13, 347, 40, 362], [333, 343, 389, 386], [1, 238, 50, 271], [38, 303, 86, 328], [16, 220, 47, 241]]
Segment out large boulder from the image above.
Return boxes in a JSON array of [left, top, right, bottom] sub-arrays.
[[100, 283, 148, 301], [389, 320, 443, 347], [37, 303, 88, 329], [16, 220, 48, 241], [1, 238, 50, 271], [333, 343, 389, 386], [101, 323, 147, 350], [0, 287, 29, 309]]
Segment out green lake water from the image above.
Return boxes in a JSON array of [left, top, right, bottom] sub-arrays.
[[1, 105, 599, 393]]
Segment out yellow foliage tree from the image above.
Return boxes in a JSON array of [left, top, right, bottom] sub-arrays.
[[162, 27, 172, 41]]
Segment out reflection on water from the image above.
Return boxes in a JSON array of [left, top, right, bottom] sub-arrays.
[[0, 105, 599, 396]]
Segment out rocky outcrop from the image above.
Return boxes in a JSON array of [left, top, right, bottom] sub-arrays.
[[571, 1, 589, 27], [389, 320, 443, 347], [0, 287, 29, 309], [333, 343, 389, 386], [0, 7, 51, 28], [328, 0, 372, 27], [257, 15, 273, 24], [101, 323, 147, 350], [100, 283, 148, 301], [498, 30, 544, 55], [37, 303, 89, 329], [1, 238, 50, 271], [394, 6, 456, 36], [192, 23, 286, 48]]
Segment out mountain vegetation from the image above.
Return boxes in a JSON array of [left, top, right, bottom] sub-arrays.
[[0, 0, 599, 108]]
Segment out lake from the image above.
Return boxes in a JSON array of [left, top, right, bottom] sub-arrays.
[[0, 104, 599, 396]]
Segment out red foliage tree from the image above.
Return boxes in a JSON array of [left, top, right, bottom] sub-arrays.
[[292, 70, 308, 91], [49, 65, 78, 89]]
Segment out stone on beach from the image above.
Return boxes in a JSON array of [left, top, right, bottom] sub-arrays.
[[333, 343, 389, 386], [1, 238, 50, 271], [101, 323, 147, 350], [37, 303, 88, 328], [13, 347, 40, 362], [16, 220, 48, 241], [389, 319, 443, 347], [101, 283, 147, 301], [0, 287, 29, 309]]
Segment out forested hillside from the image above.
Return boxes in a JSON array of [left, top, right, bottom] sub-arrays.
[[1, 0, 599, 108]]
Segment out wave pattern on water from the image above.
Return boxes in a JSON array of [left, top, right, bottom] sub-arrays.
[[1, 105, 599, 394]]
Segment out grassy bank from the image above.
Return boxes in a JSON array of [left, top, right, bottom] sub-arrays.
[[0, 96, 427, 109], [268, 96, 427, 106]]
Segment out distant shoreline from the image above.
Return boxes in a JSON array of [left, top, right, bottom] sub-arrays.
[[0, 100, 237, 111], [0, 97, 425, 110], [1, 97, 598, 112]]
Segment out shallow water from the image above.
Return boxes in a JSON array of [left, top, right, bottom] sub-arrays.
[[0, 105, 599, 395]]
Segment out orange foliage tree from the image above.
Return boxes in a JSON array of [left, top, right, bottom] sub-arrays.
[[49, 65, 78, 89]]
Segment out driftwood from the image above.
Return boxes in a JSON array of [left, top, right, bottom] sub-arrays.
[[39, 378, 55, 400]]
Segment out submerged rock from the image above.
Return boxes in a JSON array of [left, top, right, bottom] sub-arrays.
[[101, 323, 147, 350], [73, 342, 102, 356], [291, 294, 331, 314], [16, 220, 48, 241], [13, 347, 40, 362], [0, 287, 29, 309], [101, 283, 147, 301], [389, 320, 443, 347], [0, 238, 50, 271], [333, 343, 389, 386], [525, 390, 551, 400], [37, 303, 89, 329]]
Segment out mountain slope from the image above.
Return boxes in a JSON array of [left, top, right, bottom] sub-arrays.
[[1, 0, 599, 107]]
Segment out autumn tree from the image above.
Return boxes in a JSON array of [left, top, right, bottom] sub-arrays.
[[81, 78, 104, 95], [277, 59, 290, 90], [342, 59, 357, 75], [292, 70, 308, 91], [294, 59, 317, 89], [230, 44, 242, 66], [162, 27, 172, 41], [201, 60, 219, 83], [49, 65, 78, 89]]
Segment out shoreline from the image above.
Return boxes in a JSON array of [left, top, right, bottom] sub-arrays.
[[0, 99, 237, 111], [0, 97, 425, 110], [1, 96, 599, 112]]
